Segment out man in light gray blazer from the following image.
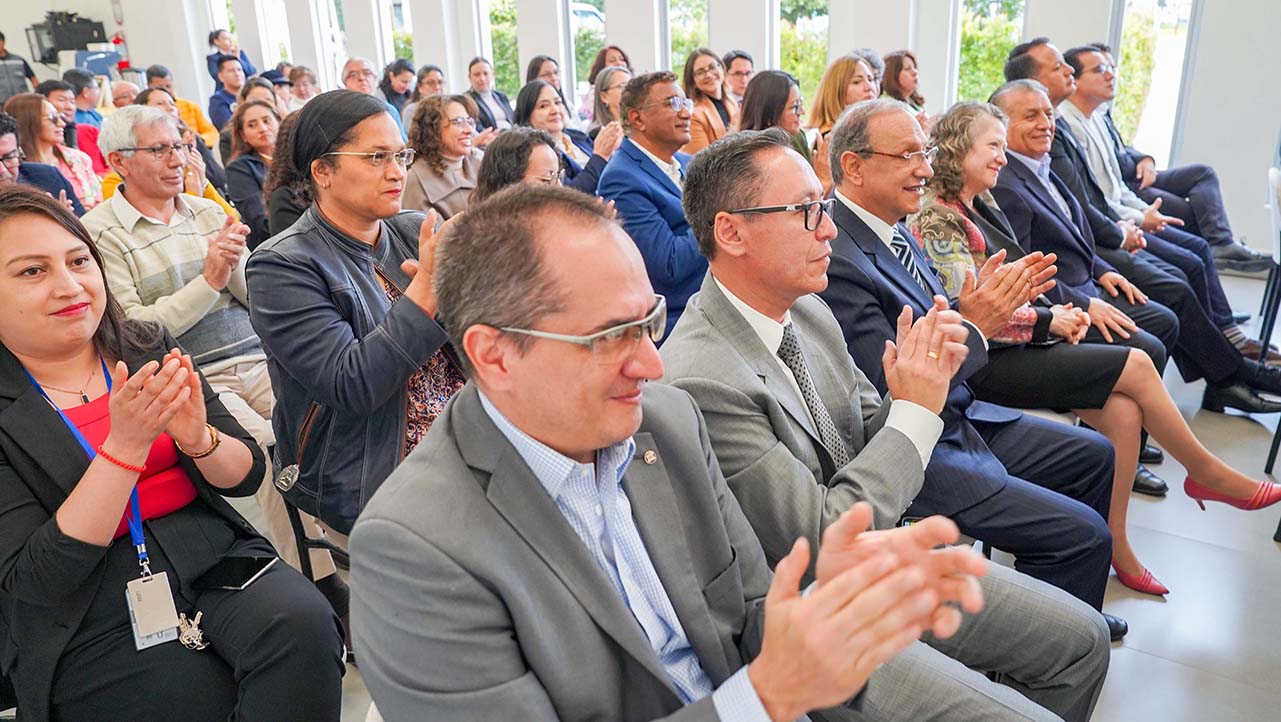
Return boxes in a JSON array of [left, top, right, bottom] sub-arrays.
[[661, 129, 1110, 722], [349, 185, 990, 722]]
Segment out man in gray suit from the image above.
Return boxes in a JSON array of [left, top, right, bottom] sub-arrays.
[[349, 184, 990, 721], [661, 129, 1110, 722]]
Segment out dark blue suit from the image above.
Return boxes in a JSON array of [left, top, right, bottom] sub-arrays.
[[17, 162, 84, 216], [598, 138, 706, 333], [821, 198, 1114, 609], [560, 128, 607, 195]]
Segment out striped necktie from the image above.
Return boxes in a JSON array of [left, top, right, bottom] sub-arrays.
[[777, 324, 851, 469], [889, 228, 930, 294]]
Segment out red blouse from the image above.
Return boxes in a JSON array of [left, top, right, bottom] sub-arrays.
[[60, 392, 198, 539]]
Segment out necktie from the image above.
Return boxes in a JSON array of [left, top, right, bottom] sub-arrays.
[[777, 324, 851, 468], [890, 228, 930, 295]]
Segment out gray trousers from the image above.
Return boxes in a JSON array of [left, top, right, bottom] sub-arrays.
[[819, 561, 1110, 722]]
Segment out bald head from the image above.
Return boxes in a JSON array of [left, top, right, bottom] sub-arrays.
[[111, 80, 140, 108]]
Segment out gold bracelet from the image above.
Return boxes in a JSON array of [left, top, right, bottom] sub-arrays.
[[175, 424, 220, 459]]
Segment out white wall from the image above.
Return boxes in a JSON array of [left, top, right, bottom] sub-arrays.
[[603, 0, 663, 74], [1023, 0, 1117, 50], [7, 0, 121, 82], [708, 0, 778, 72]]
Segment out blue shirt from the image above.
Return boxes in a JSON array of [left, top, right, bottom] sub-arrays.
[[1008, 149, 1072, 219], [74, 107, 103, 128], [479, 391, 773, 722]]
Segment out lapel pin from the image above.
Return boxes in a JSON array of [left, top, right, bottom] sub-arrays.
[[642, 450, 658, 465]]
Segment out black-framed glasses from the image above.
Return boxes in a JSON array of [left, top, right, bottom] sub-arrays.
[[0, 148, 24, 165], [640, 95, 694, 113], [499, 294, 667, 364], [726, 198, 835, 232], [322, 149, 416, 168], [856, 147, 937, 165], [120, 143, 194, 160]]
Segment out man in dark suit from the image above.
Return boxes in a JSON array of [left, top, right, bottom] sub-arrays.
[[988, 80, 1281, 415], [661, 128, 1111, 722], [465, 56, 514, 132], [349, 184, 990, 721], [598, 71, 705, 332], [819, 98, 1127, 639], [0, 111, 84, 215], [1086, 41, 1271, 272]]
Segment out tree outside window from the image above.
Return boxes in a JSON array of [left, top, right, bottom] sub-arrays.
[[956, 0, 1024, 102], [780, 0, 829, 105], [488, 0, 520, 96], [670, 0, 709, 72]]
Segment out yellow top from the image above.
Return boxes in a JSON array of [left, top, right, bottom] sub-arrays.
[[100, 171, 240, 220]]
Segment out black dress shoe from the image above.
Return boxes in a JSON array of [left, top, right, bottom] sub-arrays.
[[1104, 613, 1128, 641], [1133, 466, 1169, 496], [1236, 358, 1281, 395], [1202, 383, 1281, 414], [1233, 311, 1253, 324], [1212, 242, 1274, 273], [1139, 443, 1164, 465]]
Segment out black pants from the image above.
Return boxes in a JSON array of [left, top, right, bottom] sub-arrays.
[[49, 519, 345, 722], [1131, 163, 1234, 247], [1145, 228, 1235, 327], [1097, 247, 1241, 384], [947, 416, 1115, 610]]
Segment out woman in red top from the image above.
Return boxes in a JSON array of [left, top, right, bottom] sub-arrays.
[[0, 185, 344, 722]]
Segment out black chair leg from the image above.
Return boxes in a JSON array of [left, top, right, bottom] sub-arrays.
[[283, 499, 316, 581], [1266, 421, 1281, 476], [1260, 265, 1277, 316], [1258, 266, 1281, 362]]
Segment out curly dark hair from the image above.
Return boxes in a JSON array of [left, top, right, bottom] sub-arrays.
[[262, 110, 310, 210], [408, 94, 479, 173]]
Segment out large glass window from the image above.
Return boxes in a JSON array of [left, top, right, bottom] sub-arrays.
[[389, 0, 412, 60], [570, 1, 607, 121], [780, 0, 829, 104], [669, 0, 709, 72], [1116, 0, 1192, 167], [488, 0, 520, 96], [957, 0, 1025, 101], [319, 0, 350, 90], [258, 0, 293, 64]]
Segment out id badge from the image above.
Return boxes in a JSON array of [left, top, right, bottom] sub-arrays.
[[126, 572, 181, 650]]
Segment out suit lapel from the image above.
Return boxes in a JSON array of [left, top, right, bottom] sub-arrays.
[[972, 197, 1024, 258], [452, 388, 681, 697], [1008, 158, 1072, 226], [1055, 118, 1109, 196], [624, 433, 731, 683], [0, 348, 92, 501], [623, 139, 683, 197]]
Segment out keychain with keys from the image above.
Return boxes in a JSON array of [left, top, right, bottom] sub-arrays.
[[179, 612, 209, 650]]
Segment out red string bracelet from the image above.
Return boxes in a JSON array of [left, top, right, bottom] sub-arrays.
[[97, 445, 146, 473]]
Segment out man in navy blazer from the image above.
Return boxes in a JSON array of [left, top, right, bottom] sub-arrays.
[[989, 80, 1281, 415], [819, 98, 1126, 637], [598, 71, 705, 333]]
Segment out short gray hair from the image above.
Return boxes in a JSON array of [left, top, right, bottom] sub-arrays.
[[988, 79, 1049, 111], [828, 98, 915, 186], [683, 128, 794, 258], [434, 185, 612, 376], [98, 104, 178, 156]]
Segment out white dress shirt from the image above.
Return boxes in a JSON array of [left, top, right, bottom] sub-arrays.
[[632, 138, 683, 188], [713, 276, 944, 466], [834, 190, 989, 351]]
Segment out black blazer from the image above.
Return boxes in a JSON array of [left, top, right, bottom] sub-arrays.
[[560, 128, 607, 195], [1049, 117, 1126, 250], [820, 201, 1023, 518], [1101, 110, 1151, 184], [226, 153, 271, 249], [0, 329, 267, 722], [466, 89, 514, 132], [991, 157, 1115, 310]]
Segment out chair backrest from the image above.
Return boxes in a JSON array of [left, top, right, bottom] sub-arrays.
[[1267, 166, 1281, 263]]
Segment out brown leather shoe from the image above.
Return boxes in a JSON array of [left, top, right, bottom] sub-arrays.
[[1236, 338, 1281, 364]]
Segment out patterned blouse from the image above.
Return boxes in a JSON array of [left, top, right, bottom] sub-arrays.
[[54, 144, 103, 210], [909, 191, 1040, 345], [379, 279, 467, 456]]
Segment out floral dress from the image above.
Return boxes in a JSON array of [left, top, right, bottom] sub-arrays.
[[379, 279, 467, 456]]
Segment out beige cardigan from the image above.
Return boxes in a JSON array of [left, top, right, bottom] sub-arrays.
[[402, 151, 482, 220]]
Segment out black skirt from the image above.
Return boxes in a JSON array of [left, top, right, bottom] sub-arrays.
[[968, 340, 1130, 411]]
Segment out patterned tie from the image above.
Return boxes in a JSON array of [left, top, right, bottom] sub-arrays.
[[890, 228, 931, 295], [777, 324, 851, 468]]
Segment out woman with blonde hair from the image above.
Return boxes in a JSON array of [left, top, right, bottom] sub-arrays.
[[910, 100, 1281, 596], [807, 54, 877, 134]]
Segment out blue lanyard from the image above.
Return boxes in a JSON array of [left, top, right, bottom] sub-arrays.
[[22, 359, 153, 575]]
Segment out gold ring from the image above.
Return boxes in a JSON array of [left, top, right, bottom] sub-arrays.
[[927, 351, 940, 359]]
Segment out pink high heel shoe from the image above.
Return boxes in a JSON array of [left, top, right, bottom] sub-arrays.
[[1184, 477, 1281, 511], [1111, 562, 1169, 596]]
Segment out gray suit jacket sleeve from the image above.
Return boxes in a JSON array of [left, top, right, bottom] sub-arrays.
[[669, 373, 921, 575]]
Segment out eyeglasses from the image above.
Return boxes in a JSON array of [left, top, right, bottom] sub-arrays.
[[446, 116, 477, 129], [726, 197, 835, 232], [120, 143, 194, 160], [857, 147, 937, 165], [1083, 63, 1115, 76], [528, 168, 566, 185], [728, 69, 754, 79], [322, 149, 416, 167], [499, 295, 667, 364], [43, 112, 64, 125], [693, 60, 722, 79], [0, 148, 24, 166], [345, 69, 377, 80], [640, 95, 694, 113], [788, 100, 805, 116]]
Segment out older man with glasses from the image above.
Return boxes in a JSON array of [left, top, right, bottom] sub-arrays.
[[344, 57, 407, 139], [598, 71, 702, 333], [0, 109, 84, 214]]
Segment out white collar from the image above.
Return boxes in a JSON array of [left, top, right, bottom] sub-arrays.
[[834, 189, 895, 248], [111, 188, 194, 231], [631, 138, 681, 178], [713, 275, 791, 356]]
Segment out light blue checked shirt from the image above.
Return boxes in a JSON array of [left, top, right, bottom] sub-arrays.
[[479, 392, 773, 722]]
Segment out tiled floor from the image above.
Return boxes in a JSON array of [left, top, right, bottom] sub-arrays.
[[326, 274, 1281, 722]]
